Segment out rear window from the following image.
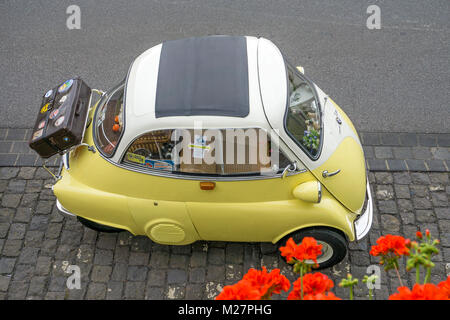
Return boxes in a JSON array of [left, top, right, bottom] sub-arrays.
[[94, 82, 125, 157]]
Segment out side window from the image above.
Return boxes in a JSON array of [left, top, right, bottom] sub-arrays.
[[122, 128, 291, 176], [94, 83, 125, 156], [122, 130, 176, 171], [285, 64, 322, 158]]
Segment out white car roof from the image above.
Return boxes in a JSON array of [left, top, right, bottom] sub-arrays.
[[112, 36, 287, 162]]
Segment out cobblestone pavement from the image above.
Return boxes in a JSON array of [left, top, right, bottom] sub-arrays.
[[0, 167, 449, 300]]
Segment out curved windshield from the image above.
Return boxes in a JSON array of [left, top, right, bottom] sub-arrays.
[[94, 82, 125, 157], [285, 63, 322, 158]]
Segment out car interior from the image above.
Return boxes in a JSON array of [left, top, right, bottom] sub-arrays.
[[123, 128, 290, 176]]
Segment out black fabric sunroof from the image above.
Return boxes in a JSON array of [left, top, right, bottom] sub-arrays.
[[155, 36, 249, 118]]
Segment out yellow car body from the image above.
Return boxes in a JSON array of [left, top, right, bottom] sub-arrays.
[[51, 36, 373, 268], [53, 100, 369, 245]]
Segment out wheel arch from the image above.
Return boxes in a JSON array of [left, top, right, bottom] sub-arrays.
[[272, 224, 351, 244]]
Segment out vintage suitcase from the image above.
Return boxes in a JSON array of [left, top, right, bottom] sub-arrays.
[[29, 78, 92, 158]]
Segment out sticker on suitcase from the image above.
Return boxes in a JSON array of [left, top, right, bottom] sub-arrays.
[[49, 108, 59, 120], [44, 89, 53, 98], [40, 103, 50, 114], [55, 116, 65, 127], [58, 79, 73, 93], [32, 129, 43, 141]]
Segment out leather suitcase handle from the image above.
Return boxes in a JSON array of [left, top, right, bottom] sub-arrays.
[[75, 100, 84, 116]]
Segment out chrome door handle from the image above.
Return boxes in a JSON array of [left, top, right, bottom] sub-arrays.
[[322, 169, 341, 178], [281, 162, 297, 179]]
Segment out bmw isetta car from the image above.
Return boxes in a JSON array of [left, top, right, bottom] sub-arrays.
[[48, 36, 372, 268]]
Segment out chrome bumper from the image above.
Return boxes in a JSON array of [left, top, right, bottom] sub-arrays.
[[54, 157, 75, 217], [56, 199, 76, 217], [354, 179, 373, 240]]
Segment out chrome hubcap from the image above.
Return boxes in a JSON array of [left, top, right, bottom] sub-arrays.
[[305, 241, 334, 265]]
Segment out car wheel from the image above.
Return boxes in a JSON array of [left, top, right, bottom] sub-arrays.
[[77, 216, 124, 233], [279, 227, 348, 270]]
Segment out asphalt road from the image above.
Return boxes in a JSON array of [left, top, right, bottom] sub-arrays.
[[1, 0, 449, 133]]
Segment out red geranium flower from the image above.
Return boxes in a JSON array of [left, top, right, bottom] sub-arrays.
[[279, 237, 298, 263], [389, 283, 449, 300], [288, 272, 334, 300], [303, 292, 342, 300], [370, 235, 410, 257], [216, 267, 290, 300], [404, 239, 411, 248], [437, 276, 450, 299], [242, 267, 290, 298], [280, 237, 323, 265], [216, 280, 261, 300]]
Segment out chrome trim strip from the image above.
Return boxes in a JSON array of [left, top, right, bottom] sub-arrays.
[[317, 181, 322, 203], [354, 179, 373, 241], [100, 155, 308, 182], [56, 199, 76, 217], [62, 152, 70, 170]]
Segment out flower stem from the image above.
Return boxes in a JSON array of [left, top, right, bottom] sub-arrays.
[[368, 288, 372, 301], [424, 267, 431, 284], [349, 286, 353, 300], [415, 265, 420, 284], [394, 265, 404, 287], [300, 268, 304, 300]]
